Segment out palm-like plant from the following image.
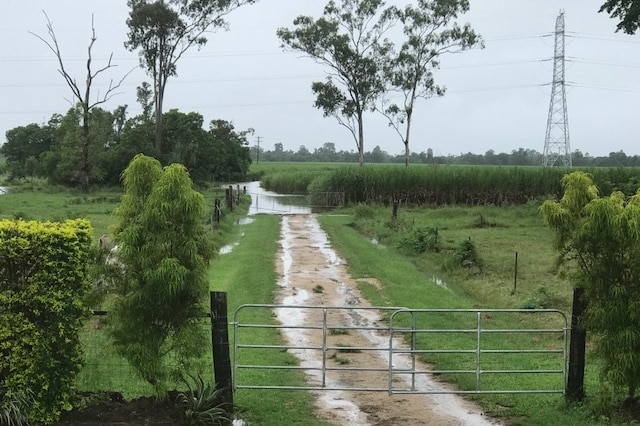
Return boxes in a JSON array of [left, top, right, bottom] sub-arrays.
[[175, 375, 230, 426]]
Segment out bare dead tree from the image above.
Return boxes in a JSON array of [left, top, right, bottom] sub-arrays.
[[30, 12, 134, 190]]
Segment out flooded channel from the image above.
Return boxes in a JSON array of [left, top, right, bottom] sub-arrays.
[[244, 180, 311, 215]]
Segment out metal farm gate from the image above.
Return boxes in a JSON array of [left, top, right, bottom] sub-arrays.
[[232, 305, 569, 395]]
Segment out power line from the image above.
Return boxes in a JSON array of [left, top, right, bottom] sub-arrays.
[[567, 31, 640, 44], [567, 57, 640, 69]]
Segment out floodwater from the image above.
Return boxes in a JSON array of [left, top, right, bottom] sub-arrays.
[[242, 181, 311, 215], [217, 182, 308, 255]]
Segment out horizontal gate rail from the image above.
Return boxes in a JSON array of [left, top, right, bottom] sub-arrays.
[[388, 309, 569, 395], [233, 304, 407, 392]]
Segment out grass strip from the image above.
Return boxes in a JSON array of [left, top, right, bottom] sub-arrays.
[[209, 214, 333, 426]]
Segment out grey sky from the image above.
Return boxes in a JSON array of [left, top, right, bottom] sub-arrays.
[[0, 0, 638, 157]]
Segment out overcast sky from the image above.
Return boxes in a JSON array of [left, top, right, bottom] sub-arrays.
[[1, 0, 638, 157]]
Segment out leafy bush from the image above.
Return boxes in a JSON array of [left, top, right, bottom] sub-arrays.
[[396, 226, 439, 255], [353, 203, 375, 220], [454, 237, 482, 269], [0, 219, 93, 424], [519, 287, 563, 310], [110, 155, 214, 394]]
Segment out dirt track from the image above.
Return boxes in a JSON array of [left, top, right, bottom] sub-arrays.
[[274, 214, 500, 426]]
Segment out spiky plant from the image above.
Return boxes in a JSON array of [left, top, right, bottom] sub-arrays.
[[175, 375, 230, 426], [0, 386, 33, 426]]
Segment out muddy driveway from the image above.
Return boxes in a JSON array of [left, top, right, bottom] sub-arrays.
[[270, 213, 500, 426]]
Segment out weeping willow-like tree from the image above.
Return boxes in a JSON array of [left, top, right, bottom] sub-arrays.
[[110, 154, 213, 394], [541, 171, 640, 401]]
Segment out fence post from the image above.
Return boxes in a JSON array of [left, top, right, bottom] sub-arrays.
[[210, 291, 233, 413], [226, 185, 233, 211], [214, 199, 221, 224], [392, 199, 400, 219], [566, 287, 586, 401]]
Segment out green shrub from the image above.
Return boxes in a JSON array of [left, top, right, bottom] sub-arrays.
[[396, 227, 440, 255], [454, 237, 482, 269], [110, 155, 214, 395], [0, 219, 93, 425]]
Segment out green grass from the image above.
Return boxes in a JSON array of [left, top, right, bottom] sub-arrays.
[[317, 210, 613, 425], [208, 214, 332, 425]]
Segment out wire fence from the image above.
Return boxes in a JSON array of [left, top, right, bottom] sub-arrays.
[[75, 312, 213, 398]]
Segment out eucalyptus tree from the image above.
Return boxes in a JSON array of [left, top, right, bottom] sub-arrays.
[[125, 0, 257, 158], [600, 0, 640, 34], [277, 0, 397, 166], [541, 171, 640, 401], [381, 0, 482, 166]]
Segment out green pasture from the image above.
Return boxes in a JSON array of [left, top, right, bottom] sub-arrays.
[[318, 210, 611, 425]]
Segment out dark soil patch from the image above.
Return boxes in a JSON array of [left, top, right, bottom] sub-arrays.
[[54, 392, 183, 426]]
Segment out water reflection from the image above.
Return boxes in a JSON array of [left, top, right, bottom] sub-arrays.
[[241, 181, 311, 215]]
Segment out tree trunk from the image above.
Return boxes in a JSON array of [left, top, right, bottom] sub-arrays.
[[81, 103, 90, 191], [404, 110, 412, 168], [357, 111, 364, 167], [154, 75, 164, 158], [566, 287, 586, 402]]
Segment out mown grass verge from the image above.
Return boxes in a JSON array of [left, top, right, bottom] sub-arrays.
[[208, 214, 333, 425]]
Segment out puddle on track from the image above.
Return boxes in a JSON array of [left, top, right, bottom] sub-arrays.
[[274, 214, 500, 426]]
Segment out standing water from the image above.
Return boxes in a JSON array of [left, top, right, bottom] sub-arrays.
[[242, 181, 311, 215]]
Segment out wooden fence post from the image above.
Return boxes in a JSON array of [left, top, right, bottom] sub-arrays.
[[566, 287, 586, 401], [210, 291, 233, 413], [214, 199, 221, 224], [226, 185, 233, 211], [392, 199, 400, 219]]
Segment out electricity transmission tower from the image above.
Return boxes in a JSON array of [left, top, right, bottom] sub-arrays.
[[543, 10, 572, 167]]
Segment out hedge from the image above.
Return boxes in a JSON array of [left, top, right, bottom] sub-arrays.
[[0, 219, 93, 425]]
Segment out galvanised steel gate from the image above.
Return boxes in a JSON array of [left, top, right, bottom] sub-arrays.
[[232, 305, 568, 395]]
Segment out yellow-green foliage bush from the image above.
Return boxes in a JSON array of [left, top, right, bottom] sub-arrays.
[[0, 219, 93, 424]]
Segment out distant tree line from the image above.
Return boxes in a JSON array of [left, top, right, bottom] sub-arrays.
[[1, 106, 253, 186], [253, 143, 640, 167]]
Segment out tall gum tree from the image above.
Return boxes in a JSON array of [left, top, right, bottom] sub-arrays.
[[381, 0, 482, 167], [125, 0, 257, 159], [277, 0, 397, 166]]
